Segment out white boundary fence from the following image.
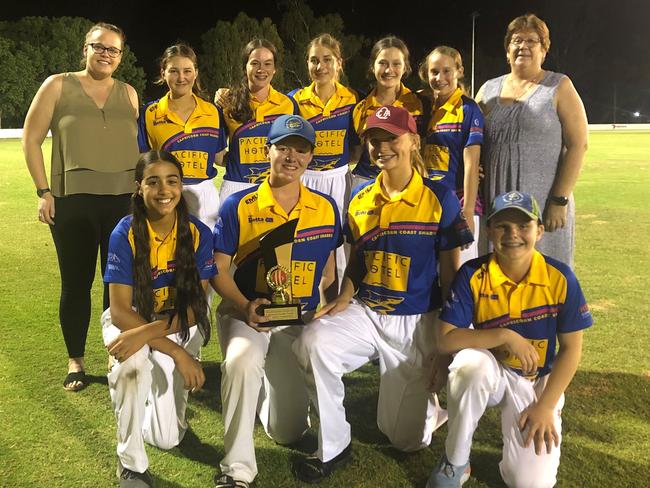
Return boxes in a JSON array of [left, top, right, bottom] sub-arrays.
[[1, 125, 649, 139]]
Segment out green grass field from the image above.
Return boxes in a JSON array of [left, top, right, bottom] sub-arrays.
[[1, 132, 648, 487]]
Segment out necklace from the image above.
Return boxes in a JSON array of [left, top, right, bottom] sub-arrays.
[[508, 71, 544, 102]]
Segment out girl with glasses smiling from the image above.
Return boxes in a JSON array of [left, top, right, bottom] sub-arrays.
[[22, 22, 140, 393]]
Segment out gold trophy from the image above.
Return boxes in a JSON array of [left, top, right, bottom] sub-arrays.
[[256, 219, 304, 326]]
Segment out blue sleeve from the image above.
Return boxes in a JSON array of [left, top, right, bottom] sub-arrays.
[[436, 186, 474, 250], [137, 103, 152, 152], [195, 220, 217, 280], [104, 219, 134, 286], [557, 268, 593, 333], [287, 89, 300, 114], [463, 99, 484, 147], [213, 194, 241, 256], [439, 262, 475, 328]]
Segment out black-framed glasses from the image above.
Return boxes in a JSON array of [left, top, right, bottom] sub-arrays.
[[87, 43, 122, 58]]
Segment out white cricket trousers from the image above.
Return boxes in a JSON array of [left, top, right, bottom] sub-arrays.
[[293, 301, 447, 462], [444, 349, 564, 488], [301, 165, 351, 288], [218, 180, 256, 206], [183, 178, 220, 231], [217, 304, 311, 483], [101, 309, 203, 474]]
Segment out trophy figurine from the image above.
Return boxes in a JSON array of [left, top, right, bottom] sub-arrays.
[[256, 219, 304, 326]]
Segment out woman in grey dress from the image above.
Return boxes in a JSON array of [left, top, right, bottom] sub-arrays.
[[476, 14, 588, 267]]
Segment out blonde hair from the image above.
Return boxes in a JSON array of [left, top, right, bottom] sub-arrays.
[[418, 45, 467, 94], [504, 13, 551, 52], [306, 33, 344, 80]]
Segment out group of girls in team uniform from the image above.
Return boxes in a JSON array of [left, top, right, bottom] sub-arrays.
[[106, 30, 486, 488]]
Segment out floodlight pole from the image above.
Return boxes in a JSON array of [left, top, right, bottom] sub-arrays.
[[471, 11, 480, 98]]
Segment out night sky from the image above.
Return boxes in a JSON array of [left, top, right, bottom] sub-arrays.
[[4, 0, 650, 122]]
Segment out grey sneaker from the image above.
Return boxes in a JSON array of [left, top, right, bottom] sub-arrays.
[[119, 466, 154, 487], [214, 473, 250, 488], [426, 455, 470, 487]]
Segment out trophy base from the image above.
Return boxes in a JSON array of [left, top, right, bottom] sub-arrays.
[[257, 302, 304, 327]]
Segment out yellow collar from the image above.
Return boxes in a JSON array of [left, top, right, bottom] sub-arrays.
[[257, 178, 319, 212], [372, 170, 424, 206], [487, 250, 550, 288], [437, 87, 463, 114]]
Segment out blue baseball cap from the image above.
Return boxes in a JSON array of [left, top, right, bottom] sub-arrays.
[[267, 114, 316, 147], [488, 191, 542, 222]]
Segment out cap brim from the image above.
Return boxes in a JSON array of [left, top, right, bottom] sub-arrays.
[[267, 133, 315, 147], [487, 206, 541, 222], [362, 123, 409, 138]]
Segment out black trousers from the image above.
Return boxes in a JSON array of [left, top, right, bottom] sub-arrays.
[[50, 194, 131, 358]]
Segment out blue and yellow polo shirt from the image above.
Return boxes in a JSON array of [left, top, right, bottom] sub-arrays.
[[105, 214, 217, 313], [440, 251, 593, 378], [138, 93, 227, 184], [220, 86, 296, 184], [213, 178, 342, 311], [346, 171, 472, 315], [288, 82, 358, 171], [351, 84, 427, 179], [423, 88, 484, 211]]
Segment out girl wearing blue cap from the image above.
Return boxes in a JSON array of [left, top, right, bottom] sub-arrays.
[[427, 191, 592, 488], [212, 114, 342, 488]]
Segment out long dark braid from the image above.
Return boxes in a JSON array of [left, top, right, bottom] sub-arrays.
[[132, 150, 211, 345], [225, 38, 279, 124]]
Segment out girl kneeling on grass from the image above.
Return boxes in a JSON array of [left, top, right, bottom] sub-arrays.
[[102, 150, 216, 487]]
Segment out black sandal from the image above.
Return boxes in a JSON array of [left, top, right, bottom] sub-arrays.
[[292, 444, 352, 483], [63, 371, 87, 392]]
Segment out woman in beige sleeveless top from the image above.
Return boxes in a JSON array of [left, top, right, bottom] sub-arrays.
[[22, 22, 140, 392]]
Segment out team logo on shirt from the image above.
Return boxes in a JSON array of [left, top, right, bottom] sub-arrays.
[[359, 289, 404, 314]]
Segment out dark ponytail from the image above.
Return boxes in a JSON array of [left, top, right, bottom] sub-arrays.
[[132, 150, 211, 345]]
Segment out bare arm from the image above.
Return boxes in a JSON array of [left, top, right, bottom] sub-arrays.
[[125, 83, 140, 118], [215, 149, 227, 166], [210, 252, 270, 330], [107, 282, 207, 390], [22, 75, 63, 225], [461, 144, 481, 237], [519, 330, 583, 454], [348, 144, 363, 165], [544, 76, 588, 232], [438, 248, 460, 302], [314, 247, 363, 318], [318, 251, 338, 306], [437, 320, 540, 376]]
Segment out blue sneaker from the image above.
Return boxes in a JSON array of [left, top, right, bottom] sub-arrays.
[[426, 455, 471, 487]]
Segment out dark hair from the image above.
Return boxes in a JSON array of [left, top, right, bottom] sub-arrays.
[[81, 22, 126, 68], [504, 13, 551, 52], [131, 150, 211, 345], [155, 42, 206, 98], [223, 38, 278, 124], [369, 36, 412, 79]]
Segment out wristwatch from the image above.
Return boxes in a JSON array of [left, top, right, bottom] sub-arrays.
[[36, 187, 51, 198], [549, 195, 569, 206]]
